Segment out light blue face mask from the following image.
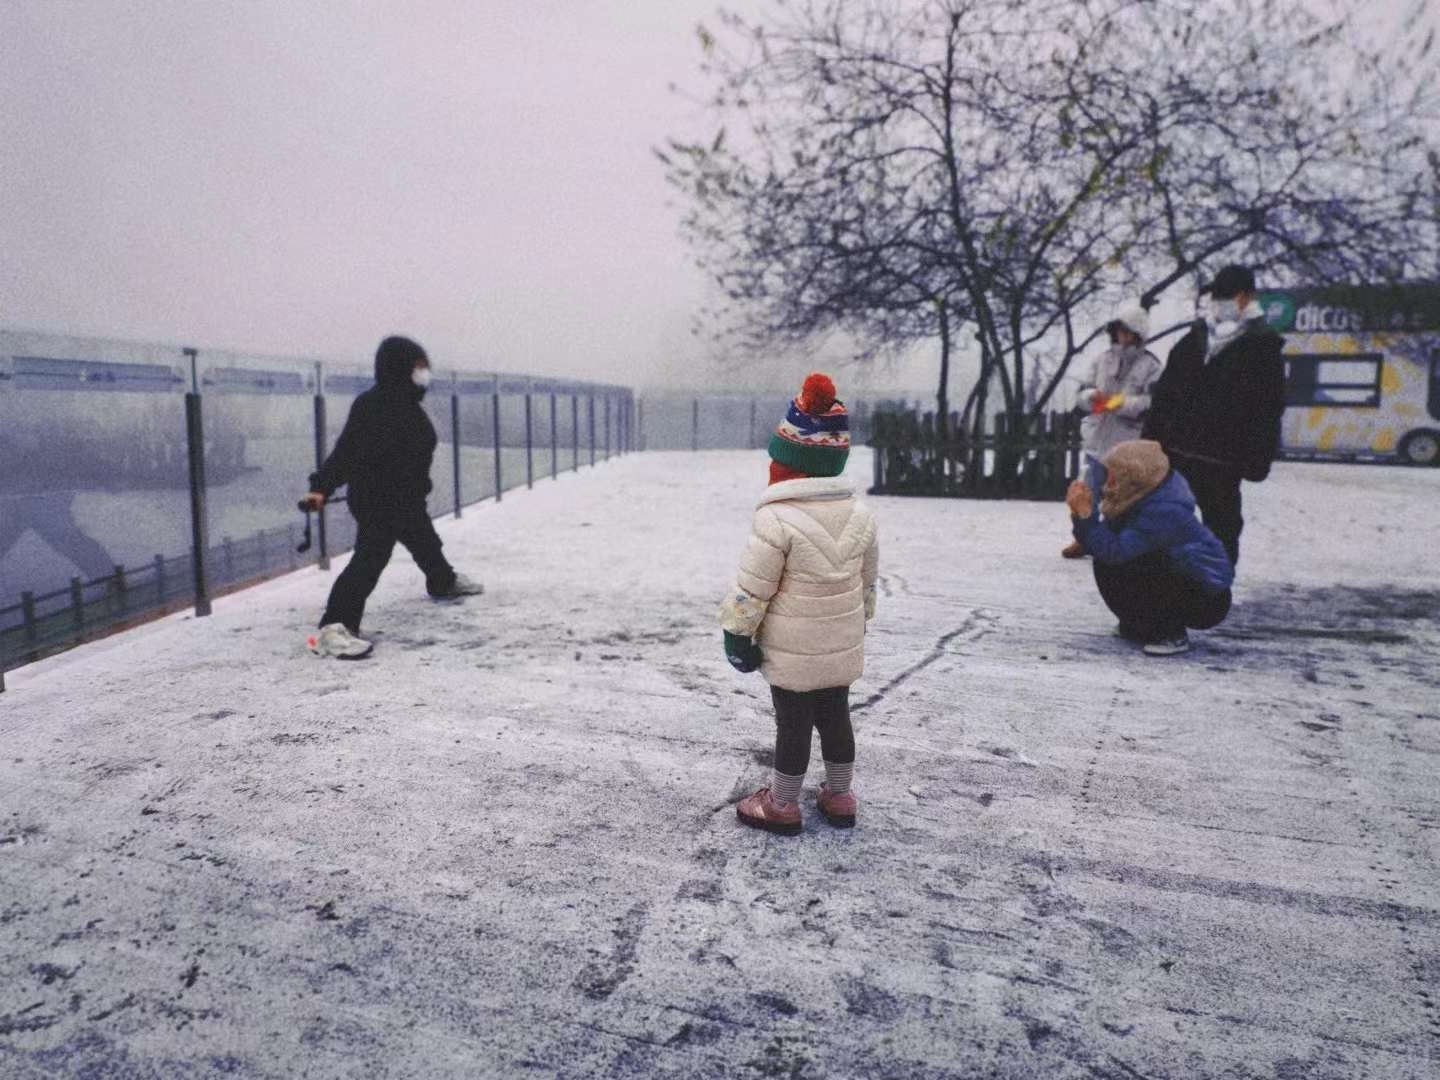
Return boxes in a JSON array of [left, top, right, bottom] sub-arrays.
[[412, 366, 433, 389]]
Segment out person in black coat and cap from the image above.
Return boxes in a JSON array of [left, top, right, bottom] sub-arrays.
[[1142, 264, 1286, 568], [302, 335, 482, 659]]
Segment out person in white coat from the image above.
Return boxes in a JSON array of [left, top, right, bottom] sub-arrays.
[[1061, 302, 1164, 558], [719, 374, 880, 836]]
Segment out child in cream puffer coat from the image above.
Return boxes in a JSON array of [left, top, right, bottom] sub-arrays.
[[719, 374, 880, 835]]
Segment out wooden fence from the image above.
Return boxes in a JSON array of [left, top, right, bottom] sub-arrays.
[[869, 409, 1083, 499]]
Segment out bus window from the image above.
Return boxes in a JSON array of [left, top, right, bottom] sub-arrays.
[[1285, 354, 1383, 407]]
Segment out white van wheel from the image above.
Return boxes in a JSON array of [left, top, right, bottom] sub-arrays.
[[1398, 430, 1440, 466]]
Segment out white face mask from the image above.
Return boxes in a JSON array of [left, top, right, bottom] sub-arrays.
[[1208, 296, 1240, 325], [412, 366, 433, 389]]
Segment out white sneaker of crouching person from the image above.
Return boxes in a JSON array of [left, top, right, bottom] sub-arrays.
[[1142, 630, 1190, 657]]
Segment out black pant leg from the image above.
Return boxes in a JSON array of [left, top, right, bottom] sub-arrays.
[[811, 686, 856, 766], [770, 686, 815, 776], [1092, 552, 1187, 639], [1183, 585, 1232, 631], [1196, 468, 1243, 568], [1218, 480, 1242, 568], [1174, 457, 1244, 567], [320, 516, 398, 633], [395, 505, 456, 595]]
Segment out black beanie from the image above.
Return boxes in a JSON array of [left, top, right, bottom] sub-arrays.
[[374, 335, 428, 386]]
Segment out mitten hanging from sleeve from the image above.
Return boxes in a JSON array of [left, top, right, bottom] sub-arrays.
[[719, 587, 768, 673]]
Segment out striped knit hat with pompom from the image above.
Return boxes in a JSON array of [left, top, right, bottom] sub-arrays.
[[768, 373, 850, 477]]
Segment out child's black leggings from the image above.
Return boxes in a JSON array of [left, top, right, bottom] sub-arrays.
[[771, 686, 854, 775]]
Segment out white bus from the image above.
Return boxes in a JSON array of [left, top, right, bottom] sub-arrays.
[[1255, 284, 1440, 465]]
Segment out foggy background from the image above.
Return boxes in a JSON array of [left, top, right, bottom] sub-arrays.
[[0, 0, 940, 395], [5, 2, 1430, 399]]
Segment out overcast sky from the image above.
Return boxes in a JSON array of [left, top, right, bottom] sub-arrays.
[[2, 2, 1430, 397], [0, 1, 823, 389]]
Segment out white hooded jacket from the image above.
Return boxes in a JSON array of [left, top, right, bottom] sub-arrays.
[[719, 476, 880, 692]]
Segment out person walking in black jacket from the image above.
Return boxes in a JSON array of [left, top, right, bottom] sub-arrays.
[[1142, 265, 1286, 567], [303, 335, 481, 659]]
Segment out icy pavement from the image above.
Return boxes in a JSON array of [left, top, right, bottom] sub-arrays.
[[2, 450, 1438, 1079]]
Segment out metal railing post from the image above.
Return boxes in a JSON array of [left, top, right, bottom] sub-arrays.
[[15, 590, 38, 675], [69, 577, 84, 641], [525, 391, 534, 489], [639, 397, 645, 452], [604, 396, 611, 460], [550, 392, 558, 480], [572, 395, 579, 472], [692, 398, 699, 451], [451, 387, 462, 518], [492, 386, 503, 501], [589, 395, 596, 466], [312, 376, 330, 570], [183, 347, 212, 617], [749, 399, 757, 449], [22, 591, 38, 655]]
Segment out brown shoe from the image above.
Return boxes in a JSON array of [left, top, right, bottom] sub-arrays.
[[1061, 540, 1087, 559], [816, 782, 857, 828], [736, 788, 802, 836]]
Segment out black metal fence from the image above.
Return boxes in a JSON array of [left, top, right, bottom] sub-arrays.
[[0, 331, 634, 688], [869, 409, 1083, 499]]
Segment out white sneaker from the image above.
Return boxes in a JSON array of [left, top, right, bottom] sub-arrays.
[[431, 573, 484, 600], [1142, 631, 1190, 657], [307, 623, 373, 659]]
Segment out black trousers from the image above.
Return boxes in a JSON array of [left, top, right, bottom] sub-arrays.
[[1092, 551, 1232, 641], [1170, 454, 1244, 567], [771, 686, 855, 775], [319, 504, 455, 633]]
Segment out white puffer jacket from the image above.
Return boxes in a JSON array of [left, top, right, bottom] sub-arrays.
[[719, 477, 880, 692], [1077, 344, 1164, 459]]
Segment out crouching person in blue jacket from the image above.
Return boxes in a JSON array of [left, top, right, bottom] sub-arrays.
[[1066, 439, 1234, 657]]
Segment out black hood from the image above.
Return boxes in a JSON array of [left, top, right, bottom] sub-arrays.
[[374, 335, 428, 390]]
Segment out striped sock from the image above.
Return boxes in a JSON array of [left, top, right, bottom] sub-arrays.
[[824, 760, 854, 796], [770, 769, 805, 807]]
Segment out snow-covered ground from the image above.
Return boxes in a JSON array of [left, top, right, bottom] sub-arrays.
[[2, 449, 1437, 1078]]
